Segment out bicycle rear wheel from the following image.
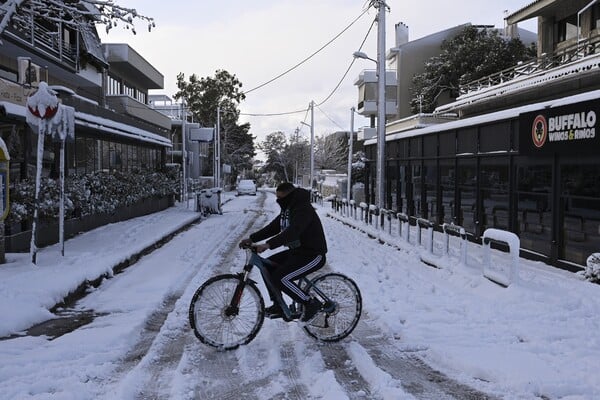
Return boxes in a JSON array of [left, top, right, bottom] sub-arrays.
[[189, 274, 265, 350], [303, 273, 362, 342]]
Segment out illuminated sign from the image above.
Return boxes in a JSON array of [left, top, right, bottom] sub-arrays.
[[520, 99, 600, 155]]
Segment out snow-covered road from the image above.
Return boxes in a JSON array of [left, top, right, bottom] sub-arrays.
[[1, 191, 598, 399]]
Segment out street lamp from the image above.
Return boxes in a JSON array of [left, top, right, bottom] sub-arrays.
[[352, 51, 376, 63]]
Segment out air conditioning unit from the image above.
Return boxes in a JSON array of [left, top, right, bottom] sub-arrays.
[[17, 57, 41, 86]]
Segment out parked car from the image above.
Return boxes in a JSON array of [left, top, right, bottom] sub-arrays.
[[237, 179, 257, 196]]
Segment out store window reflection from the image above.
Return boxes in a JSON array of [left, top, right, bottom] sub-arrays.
[[517, 163, 552, 256], [560, 163, 600, 266]]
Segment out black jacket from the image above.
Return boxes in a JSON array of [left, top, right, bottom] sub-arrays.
[[250, 188, 327, 255]]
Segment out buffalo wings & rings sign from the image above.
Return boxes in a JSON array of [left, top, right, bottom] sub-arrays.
[[519, 98, 600, 155]]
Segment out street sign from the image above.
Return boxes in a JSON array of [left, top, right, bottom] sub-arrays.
[[189, 127, 214, 142]]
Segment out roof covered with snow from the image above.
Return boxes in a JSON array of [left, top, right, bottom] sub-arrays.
[[366, 88, 600, 144]]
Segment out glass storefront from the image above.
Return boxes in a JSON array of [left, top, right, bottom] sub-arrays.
[[480, 157, 510, 231], [457, 158, 478, 235], [559, 162, 600, 266], [364, 97, 600, 270], [516, 162, 553, 256]]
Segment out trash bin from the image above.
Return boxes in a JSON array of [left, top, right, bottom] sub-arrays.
[[196, 188, 222, 215]]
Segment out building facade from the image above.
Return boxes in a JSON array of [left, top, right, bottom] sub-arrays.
[[362, 0, 600, 271], [0, 4, 173, 251], [0, 15, 171, 180]]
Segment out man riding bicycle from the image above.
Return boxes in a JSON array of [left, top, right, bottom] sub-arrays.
[[239, 182, 327, 322]]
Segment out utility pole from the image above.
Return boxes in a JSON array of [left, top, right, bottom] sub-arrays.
[[181, 101, 187, 204], [347, 107, 355, 202], [294, 127, 300, 185], [309, 100, 315, 189], [374, 0, 387, 210], [216, 106, 221, 188]]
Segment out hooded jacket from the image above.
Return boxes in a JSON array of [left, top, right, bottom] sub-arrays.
[[250, 188, 327, 255]]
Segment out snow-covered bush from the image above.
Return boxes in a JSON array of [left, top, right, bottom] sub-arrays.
[[7, 170, 178, 226], [583, 253, 600, 283]]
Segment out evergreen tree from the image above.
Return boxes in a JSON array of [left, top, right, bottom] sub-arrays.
[[411, 25, 537, 113], [174, 70, 255, 180]]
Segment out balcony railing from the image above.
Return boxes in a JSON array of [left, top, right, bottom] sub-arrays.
[[459, 35, 600, 96], [5, 18, 78, 69]]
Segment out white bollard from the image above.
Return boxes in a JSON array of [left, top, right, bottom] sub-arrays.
[[482, 228, 520, 287]]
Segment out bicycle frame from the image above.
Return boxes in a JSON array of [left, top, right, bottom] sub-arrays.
[[235, 247, 331, 321]]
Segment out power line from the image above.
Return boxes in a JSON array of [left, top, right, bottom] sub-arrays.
[[242, 6, 371, 96], [315, 16, 376, 107], [315, 103, 344, 131], [240, 10, 376, 119]]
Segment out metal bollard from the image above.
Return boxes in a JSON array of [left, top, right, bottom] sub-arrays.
[[416, 217, 434, 253], [397, 212, 409, 242], [442, 223, 467, 265]]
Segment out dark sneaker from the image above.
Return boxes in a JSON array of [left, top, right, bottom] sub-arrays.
[[265, 304, 283, 319], [301, 298, 322, 322]]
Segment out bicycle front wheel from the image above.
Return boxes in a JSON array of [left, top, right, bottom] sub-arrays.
[[189, 274, 265, 350], [303, 273, 362, 342]]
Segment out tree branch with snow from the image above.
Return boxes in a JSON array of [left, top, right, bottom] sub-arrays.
[[0, 0, 154, 41]]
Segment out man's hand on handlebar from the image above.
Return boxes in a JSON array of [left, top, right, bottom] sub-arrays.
[[239, 238, 253, 249], [239, 239, 269, 253]]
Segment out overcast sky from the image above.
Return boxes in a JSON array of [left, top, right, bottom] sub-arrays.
[[100, 0, 538, 149]]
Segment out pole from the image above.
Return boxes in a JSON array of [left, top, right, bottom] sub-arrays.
[[213, 123, 217, 187], [181, 101, 187, 206], [309, 100, 315, 189], [216, 106, 221, 188], [375, 0, 387, 210], [30, 123, 45, 264], [347, 107, 355, 201], [59, 139, 65, 256]]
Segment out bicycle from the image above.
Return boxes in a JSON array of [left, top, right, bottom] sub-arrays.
[[188, 244, 362, 350]]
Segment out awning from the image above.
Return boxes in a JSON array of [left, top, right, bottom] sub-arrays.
[[0, 101, 171, 148], [0, 101, 26, 118]]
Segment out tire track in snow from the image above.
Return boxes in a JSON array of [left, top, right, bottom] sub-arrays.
[[102, 194, 269, 399], [353, 310, 500, 399]]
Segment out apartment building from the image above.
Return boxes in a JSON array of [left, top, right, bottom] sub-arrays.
[[0, 4, 173, 251], [362, 0, 600, 271], [0, 8, 171, 181]]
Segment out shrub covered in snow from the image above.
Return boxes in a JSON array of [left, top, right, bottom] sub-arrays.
[[583, 253, 600, 283], [7, 170, 178, 226]]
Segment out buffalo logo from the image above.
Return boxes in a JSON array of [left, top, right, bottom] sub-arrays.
[[531, 115, 547, 148]]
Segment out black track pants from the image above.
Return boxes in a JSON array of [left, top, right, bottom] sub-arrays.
[[264, 250, 326, 304]]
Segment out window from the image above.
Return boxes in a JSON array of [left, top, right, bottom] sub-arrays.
[[424, 160, 438, 221], [560, 162, 600, 265], [439, 159, 456, 224], [423, 135, 437, 157], [480, 158, 509, 231], [593, 4, 600, 30], [457, 127, 477, 154], [409, 137, 421, 158], [557, 14, 579, 42], [457, 158, 477, 234], [439, 131, 456, 156], [480, 121, 510, 152], [516, 161, 553, 257]]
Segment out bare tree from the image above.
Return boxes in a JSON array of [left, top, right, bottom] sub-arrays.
[[0, 0, 154, 41], [314, 132, 348, 171]]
